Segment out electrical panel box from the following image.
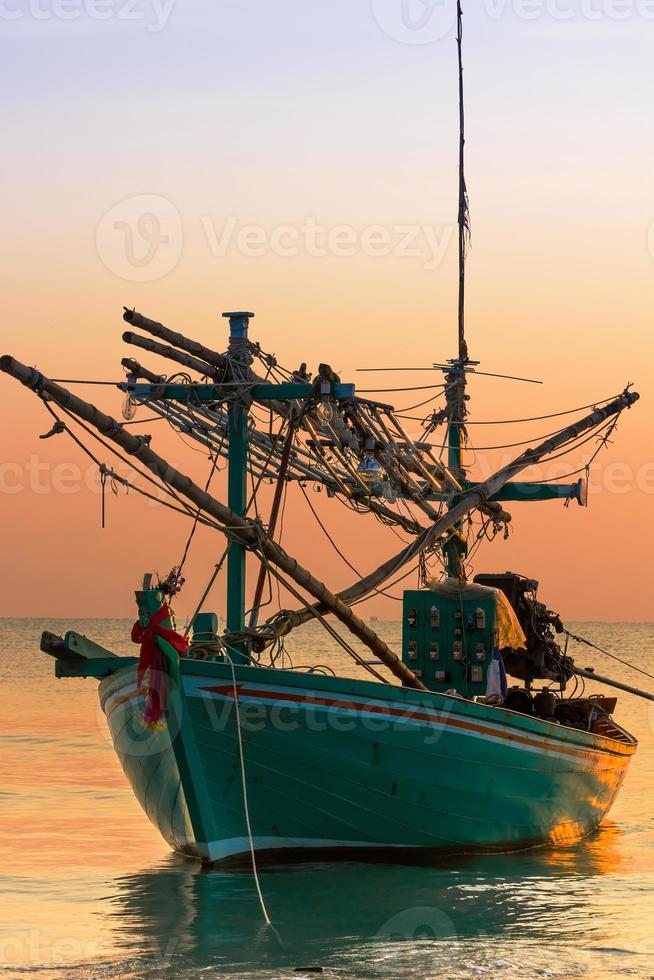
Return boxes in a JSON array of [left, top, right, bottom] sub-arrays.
[[402, 590, 497, 696]]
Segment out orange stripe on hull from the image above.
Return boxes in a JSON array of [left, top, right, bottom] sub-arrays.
[[198, 684, 635, 763]]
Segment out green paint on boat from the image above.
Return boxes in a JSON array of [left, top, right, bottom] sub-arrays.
[[97, 658, 636, 866]]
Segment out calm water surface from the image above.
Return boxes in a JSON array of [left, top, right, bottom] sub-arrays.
[[1, 620, 653, 979]]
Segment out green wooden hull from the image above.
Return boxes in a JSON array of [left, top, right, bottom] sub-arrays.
[[99, 660, 636, 866]]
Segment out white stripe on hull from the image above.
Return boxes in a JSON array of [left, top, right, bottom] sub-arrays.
[[198, 836, 435, 863]]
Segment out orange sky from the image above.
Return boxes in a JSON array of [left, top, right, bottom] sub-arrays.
[[0, 6, 652, 622]]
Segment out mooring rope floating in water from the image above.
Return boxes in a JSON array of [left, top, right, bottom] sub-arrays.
[[224, 649, 284, 947]]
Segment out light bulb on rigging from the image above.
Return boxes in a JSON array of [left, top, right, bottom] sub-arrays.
[[315, 379, 335, 426], [314, 400, 334, 426], [357, 453, 383, 489], [122, 394, 138, 421]]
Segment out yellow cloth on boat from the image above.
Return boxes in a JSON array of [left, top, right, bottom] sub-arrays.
[[494, 590, 527, 651], [426, 577, 527, 651]]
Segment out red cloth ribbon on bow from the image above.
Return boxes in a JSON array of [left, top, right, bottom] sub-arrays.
[[131, 603, 189, 726]]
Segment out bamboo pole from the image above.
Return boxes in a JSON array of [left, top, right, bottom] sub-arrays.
[[376, 407, 511, 524], [123, 315, 296, 421], [1, 356, 427, 691], [6, 354, 635, 671], [121, 307, 494, 524], [122, 343, 424, 536], [572, 667, 654, 705], [123, 309, 229, 373], [121, 359, 165, 385], [135, 385, 406, 509], [352, 386, 641, 589], [262, 387, 640, 641], [123, 333, 220, 380]]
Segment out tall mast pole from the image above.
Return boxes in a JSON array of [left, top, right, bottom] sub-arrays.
[[223, 311, 254, 664], [456, 0, 468, 365], [445, 0, 469, 576]]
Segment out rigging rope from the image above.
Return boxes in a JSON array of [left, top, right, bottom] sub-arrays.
[[51, 379, 122, 386], [349, 560, 424, 607], [182, 429, 289, 637], [394, 385, 454, 416], [445, 394, 621, 426], [528, 416, 620, 466], [297, 482, 405, 602], [177, 451, 221, 582], [358, 383, 447, 395], [51, 401, 199, 516], [564, 630, 654, 683], [123, 416, 165, 426], [455, 422, 613, 452], [40, 401, 223, 530], [461, 415, 622, 496], [183, 547, 229, 639], [517, 419, 621, 486], [261, 560, 390, 684]]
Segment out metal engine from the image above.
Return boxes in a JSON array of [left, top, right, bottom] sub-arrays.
[[473, 572, 569, 687]]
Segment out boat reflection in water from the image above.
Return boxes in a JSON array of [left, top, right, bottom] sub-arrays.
[[106, 823, 629, 977]]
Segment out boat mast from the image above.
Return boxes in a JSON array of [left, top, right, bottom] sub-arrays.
[[456, 0, 468, 368], [224, 312, 254, 664], [445, 0, 471, 576]]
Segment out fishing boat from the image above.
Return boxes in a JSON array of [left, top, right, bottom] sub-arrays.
[[2, 3, 648, 870]]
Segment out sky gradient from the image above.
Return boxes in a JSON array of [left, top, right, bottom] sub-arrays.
[[1, 1, 652, 621]]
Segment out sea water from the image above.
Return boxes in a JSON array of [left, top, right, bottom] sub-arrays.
[[1, 620, 653, 979]]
